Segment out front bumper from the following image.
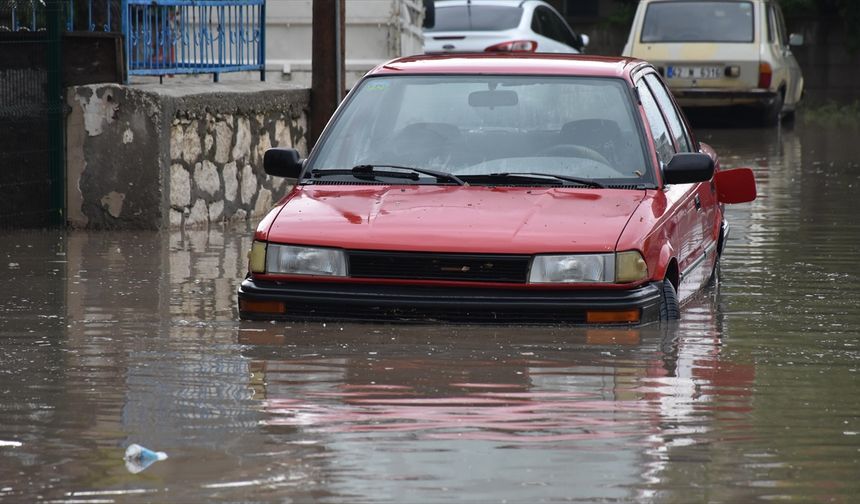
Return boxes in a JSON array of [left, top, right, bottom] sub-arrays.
[[673, 88, 777, 108], [237, 279, 663, 324]]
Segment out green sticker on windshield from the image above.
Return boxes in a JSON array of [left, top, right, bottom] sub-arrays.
[[366, 81, 390, 92]]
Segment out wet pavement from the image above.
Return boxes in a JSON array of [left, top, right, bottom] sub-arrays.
[[2, 122, 860, 503]]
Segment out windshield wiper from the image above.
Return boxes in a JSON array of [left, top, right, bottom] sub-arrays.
[[311, 165, 466, 186], [354, 164, 466, 186], [483, 172, 605, 188]]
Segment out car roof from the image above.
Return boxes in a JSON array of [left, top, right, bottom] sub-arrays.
[[639, 0, 761, 3], [434, 0, 544, 6], [368, 54, 645, 79]]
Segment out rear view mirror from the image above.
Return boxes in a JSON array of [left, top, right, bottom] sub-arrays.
[[468, 90, 518, 108], [580, 33, 590, 48], [264, 148, 303, 179], [715, 168, 757, 204], [663, 153, 714, 184]]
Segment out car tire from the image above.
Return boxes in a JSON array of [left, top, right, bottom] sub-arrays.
[[760, 91, 784, 127], [659, 279, 681, 321]]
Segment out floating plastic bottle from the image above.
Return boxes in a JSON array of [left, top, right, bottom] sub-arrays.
[[123, 443, 168, 474]]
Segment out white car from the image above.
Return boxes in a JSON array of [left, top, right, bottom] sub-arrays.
[[622, 0, 804, 125], [424, 0, 588, 54]]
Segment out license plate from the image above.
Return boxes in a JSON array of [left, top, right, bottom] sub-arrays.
[[666, 66, 723, 79]]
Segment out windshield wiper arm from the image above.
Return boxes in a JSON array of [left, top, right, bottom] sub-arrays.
[[352, 164, 466, 186], [486, 172, 604, 188]]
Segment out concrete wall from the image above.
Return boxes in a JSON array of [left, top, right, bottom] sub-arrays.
[[66, 82, 309, 229], [786, 17, 860, 105]]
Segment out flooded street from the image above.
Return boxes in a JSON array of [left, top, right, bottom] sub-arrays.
[[2, 122, 860, 503]]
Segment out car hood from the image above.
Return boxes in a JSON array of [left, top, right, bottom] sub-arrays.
[[265, 185, 646, 254]]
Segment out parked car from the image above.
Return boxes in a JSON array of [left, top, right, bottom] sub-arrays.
[[424, 0, 588, 54], [237, 54, 757, 325], [621, 0, 804, 125]]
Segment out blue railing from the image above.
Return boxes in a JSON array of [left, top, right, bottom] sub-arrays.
[[121, 0, 265, 81]]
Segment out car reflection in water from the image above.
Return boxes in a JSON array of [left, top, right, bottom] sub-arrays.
[[237, 285, 754, 498]]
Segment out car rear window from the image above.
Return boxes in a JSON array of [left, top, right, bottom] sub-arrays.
[[426, 6, 523, 32], [641, 1, 754, 43]]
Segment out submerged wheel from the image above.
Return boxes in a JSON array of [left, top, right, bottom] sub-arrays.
[[760, 90, 784, 127], [659, 278, 681, 321]]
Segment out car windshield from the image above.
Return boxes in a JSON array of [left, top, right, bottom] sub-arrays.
[[426, 6, 523, 32], [308, 75, 651, 185], [641, 1, 754, 43]]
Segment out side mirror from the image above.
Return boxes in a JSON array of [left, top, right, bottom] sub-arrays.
[[714, 168, 757, 204], [580, 33, 590, 48], [663, 153, 714, 184], [263, 148, 303, 179], [789, 33, 804, 47], [423, 0, 435, 29]]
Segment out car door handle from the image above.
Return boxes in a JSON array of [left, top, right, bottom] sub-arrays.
[[694, 194, 702, 211]]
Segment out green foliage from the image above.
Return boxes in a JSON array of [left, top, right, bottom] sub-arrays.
[[801, 101, 860, 126]]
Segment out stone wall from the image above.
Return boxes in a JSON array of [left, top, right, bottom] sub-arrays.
[[66, 82, 309, 229]]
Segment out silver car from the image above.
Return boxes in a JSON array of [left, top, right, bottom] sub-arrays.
[[622, 0, 804, 125], [424, 0, 588, 55]]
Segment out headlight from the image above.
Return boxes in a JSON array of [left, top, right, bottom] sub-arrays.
[[265, 244, 347, 276], [614, 250, 648, 283], [530, 254, 614, 283], [528, 251, 648, 284]]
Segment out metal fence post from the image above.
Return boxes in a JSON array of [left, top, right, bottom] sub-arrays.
[[259, 0, 265, 81], [121, 0, 129, 83], [46, 0, 65, 225]]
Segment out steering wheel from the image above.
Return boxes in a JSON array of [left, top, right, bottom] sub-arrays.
[[536, 144, 612, 166]]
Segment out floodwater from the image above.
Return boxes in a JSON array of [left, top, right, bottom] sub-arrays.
[[2, 122, 860, 503]]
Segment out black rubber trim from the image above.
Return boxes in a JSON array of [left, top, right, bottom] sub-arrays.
[[238, 279, 663, 324]]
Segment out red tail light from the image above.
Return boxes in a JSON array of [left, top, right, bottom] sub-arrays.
[[485, 40, 538, 52], [758, 62, 772, 89]]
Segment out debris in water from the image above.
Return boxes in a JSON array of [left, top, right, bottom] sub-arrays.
[[124, 444, 168, 474]]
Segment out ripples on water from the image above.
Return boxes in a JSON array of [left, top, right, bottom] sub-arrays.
[[0, 125, 859, 502]]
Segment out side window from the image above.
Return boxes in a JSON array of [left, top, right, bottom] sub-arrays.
[[774, 4, 788, 45], [532, 7, 552, 38], [548, 10, 579, 48], [636, 79, 675, 166], [765, 2, 774, 44], [644, 74, 692, 152]]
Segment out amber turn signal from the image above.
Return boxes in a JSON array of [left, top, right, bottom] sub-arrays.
[[586, 309, 641, 324], [239, 299, 285, 314], [249, 241, 267, 273]]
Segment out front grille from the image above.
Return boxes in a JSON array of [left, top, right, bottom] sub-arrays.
[[348, 250, 530, 283]]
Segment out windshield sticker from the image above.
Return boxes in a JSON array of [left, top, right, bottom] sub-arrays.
[[366, 81, 390, 92]]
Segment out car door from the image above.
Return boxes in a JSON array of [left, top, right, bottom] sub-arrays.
[[635, 74, 707, 300], [644, 73, 720, 287], [770, 2, 803, 105]]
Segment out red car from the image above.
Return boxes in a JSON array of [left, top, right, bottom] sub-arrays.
[[238, 54, 756, 324]]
